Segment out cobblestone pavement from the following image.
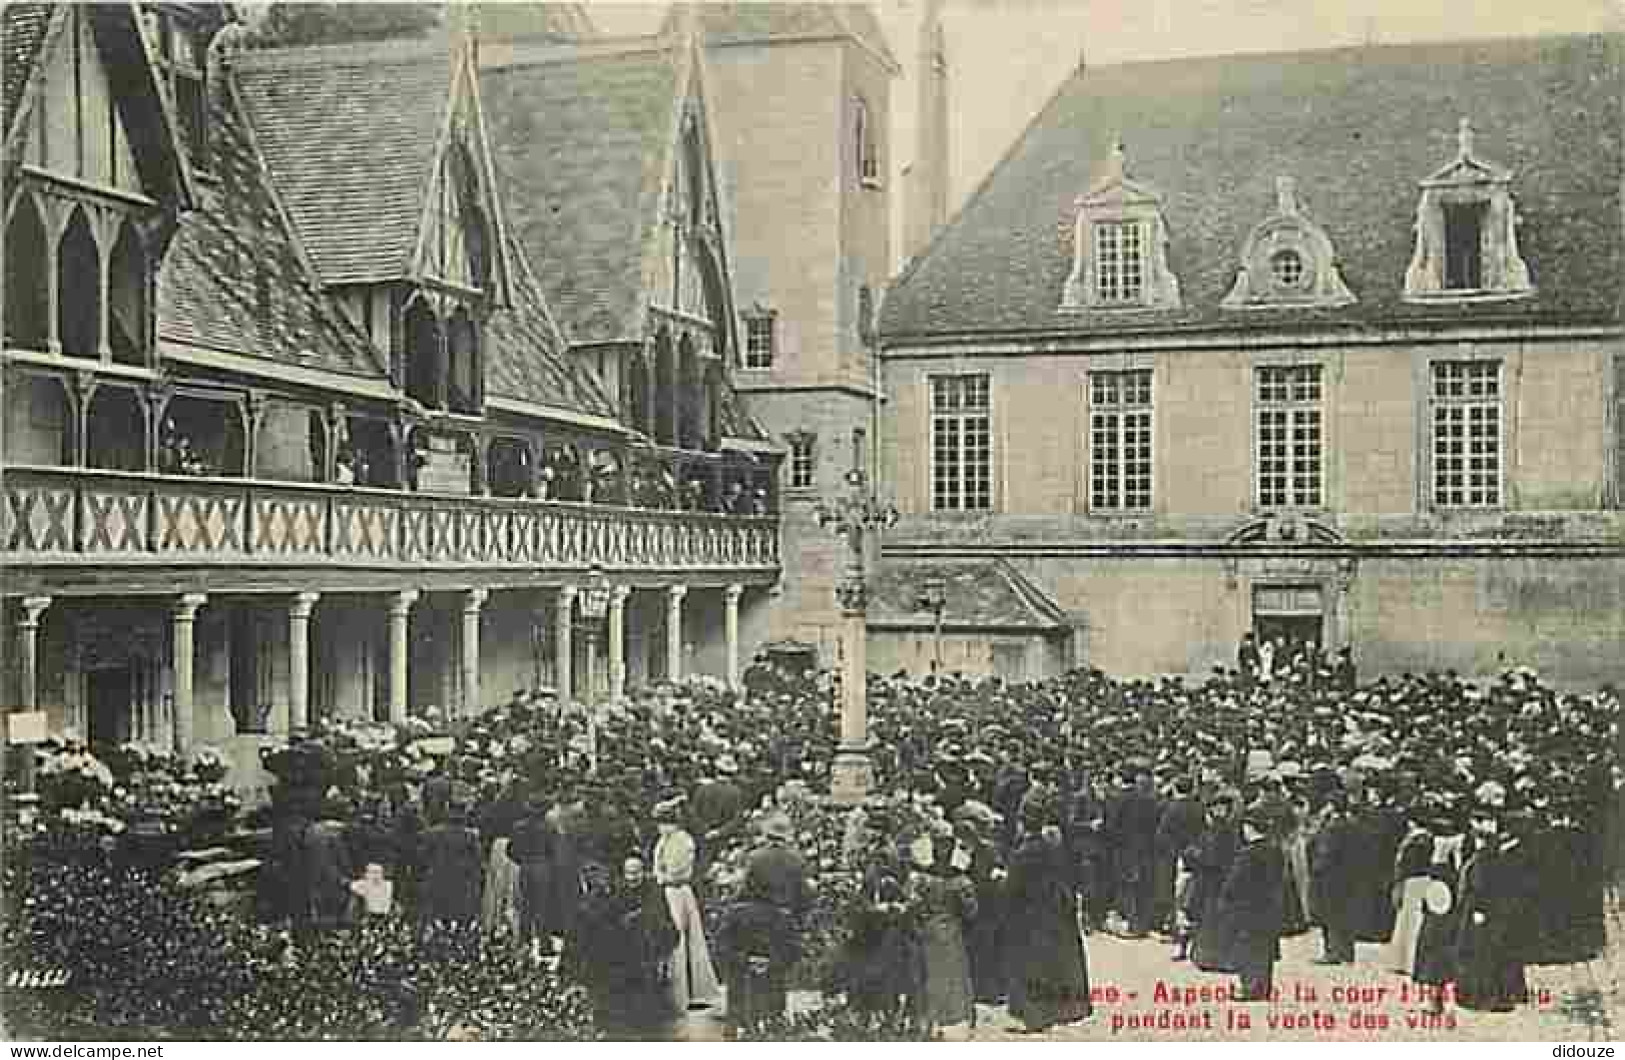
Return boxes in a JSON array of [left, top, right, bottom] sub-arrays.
[[671, 895, 1622, 1043]]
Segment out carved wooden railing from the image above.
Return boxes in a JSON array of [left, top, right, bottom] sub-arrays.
[[3, 466, 780, 572]]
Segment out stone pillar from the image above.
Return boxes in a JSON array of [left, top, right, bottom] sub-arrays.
[[171, 594, 207, 754], [286, 592, 319, 733], [723, 584, 744, 692], [830, 563, 873, 805], [387, 590, 418, 724], [15, 597, 52, 712], [608, 585, 630, 701], [665, 585, 687, 683], [461, 588, 487, 717], [554, 586, 577, 702]]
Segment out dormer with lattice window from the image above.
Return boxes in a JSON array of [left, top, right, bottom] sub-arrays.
[[1222, 177, 1355, 310], [1403, 118, 1534, 304], [1060, 143, 1180, 313]]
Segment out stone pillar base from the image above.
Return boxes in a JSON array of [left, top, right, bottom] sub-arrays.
[[829, 746, 874, 806]]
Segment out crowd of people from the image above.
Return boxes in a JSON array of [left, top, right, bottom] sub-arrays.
[[250, 641, 1620, 1038]]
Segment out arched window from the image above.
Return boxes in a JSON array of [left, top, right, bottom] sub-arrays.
[[677, 333, 700, 449], [627, 347, 652, 435], [4, 195, 49, 350], [446, 307, 478, 413], [109, 221, 149, 366], [854, 97, 878, 185], [58, 208, 101, 358], [654, 328, 676, 445], [403, 298, 442, 408]]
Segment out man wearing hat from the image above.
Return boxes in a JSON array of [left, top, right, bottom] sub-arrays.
[[1215, 807, 1286, 1001], [691, 754, 747, 885], [1309, 791, 1360, 964], [743, 812, 813, 920]]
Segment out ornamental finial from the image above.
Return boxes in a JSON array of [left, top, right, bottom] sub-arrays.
[[1275, 176, 1299, 217], [1104, 140, 1127, 183], [1457, 117, 1474, 161]]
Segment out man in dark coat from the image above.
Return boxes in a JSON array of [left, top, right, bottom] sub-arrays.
[[1189, 793, 1241, 969], [1107, 770, 1163, 937], [1454, 812, 1534, 1012], [1155, 778, 1206, 937], [420, 805, 483, 926], [716, 874, 803, 1037], [1217, 810, 1286, 1001], [1310, 794, 1360, 964], [303, 797, 355, 931], [508, 794, 557, 953], [742, 813, 813, 920], [690, 756, 747, 881]]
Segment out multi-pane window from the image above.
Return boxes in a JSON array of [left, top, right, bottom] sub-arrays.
[[930, 374, 992, 511], [1256, 365, 1323, 509], [788, 435, 815, 489], [1089, 370, 1153, 511], [1094, 221, 1144, 304], [1433, 360, 1502, 507], [743, 312, 775, 369]]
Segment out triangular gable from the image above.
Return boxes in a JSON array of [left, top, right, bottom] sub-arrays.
[[5, 3, 193, 209], [409, 34, 515, 305]]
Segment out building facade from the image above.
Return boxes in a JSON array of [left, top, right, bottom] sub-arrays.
[[680, 3, 900, 663], [2, 2, 780, 789], [878, 34, 1625, 687]]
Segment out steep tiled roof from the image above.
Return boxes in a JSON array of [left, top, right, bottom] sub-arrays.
[[481, 41, 680, 345], [158, 71, 389, 379], [881, 34, 1624, 341], [485, 241, 617, 416], [869, 559, 1069, 630], [232, 39, 454, 285], [2, 2, 53, 137], [670, 2, 897, 70]]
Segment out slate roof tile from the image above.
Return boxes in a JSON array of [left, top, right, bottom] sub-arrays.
[[484, 241, 617, 416], [232, 40, 453, 286], [671, 2, 896, 68], [880, 33, 1624, 341], [2, 2, 53, 136], [480, 42, 679, 346], [158, 72, 389, 379]]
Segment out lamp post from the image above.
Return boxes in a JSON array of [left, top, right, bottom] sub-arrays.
[[814, 426, 899, 805], [578, 564, 613, 773], [917, 576, 947, 676]]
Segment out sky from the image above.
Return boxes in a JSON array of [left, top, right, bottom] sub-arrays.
[[582, 0, 1623, 221]]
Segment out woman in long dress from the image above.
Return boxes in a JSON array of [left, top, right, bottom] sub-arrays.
[[651, 796, 723, 1011], [1004, 801, 1092, 1032], [904, 834, 978, 1038], [1411, 823, 1467, 1011]]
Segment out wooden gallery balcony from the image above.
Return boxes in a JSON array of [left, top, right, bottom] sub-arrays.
[[3, 466, 782, 594]]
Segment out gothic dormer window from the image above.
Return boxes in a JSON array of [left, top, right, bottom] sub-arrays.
[[1222, 177, 1355, 310], [1061, 143, 1180, 312], [1403, 118, 1533, 303]]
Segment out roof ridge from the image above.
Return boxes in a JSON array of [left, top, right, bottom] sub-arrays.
[[233, 33, 448, 69]]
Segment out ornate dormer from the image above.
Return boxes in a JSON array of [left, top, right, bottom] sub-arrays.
[[1403, 118, 1533, 303], [1061, 142, 1181, 313], [1222, 177, 1355, 310]]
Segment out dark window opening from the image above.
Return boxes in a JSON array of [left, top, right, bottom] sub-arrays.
[[57, 209, 100, 358], [5, 197, 49, 349], [654, 330, 676, 445], [1444, 202, 1486, 291], [627, 350, 652, 434], [160, 395, 243, 478], [486, 438, 532, 498], [678, 334, 701, 449], [85, 388, 144, 471], [343, 417, 399, 488], [446, 308, 478, 414], [108, 222, 148, 366], [404, 299, 443, 408]]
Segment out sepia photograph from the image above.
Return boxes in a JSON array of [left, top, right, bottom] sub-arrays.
[[0, 0, 1621, 1044]]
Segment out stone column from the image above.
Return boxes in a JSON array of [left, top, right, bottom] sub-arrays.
[[171, 594, 207, 754], [608, 585, 631, 701], [830, 544, 873, 805], [665, 585, 687, 684], [15, 597, 52, 712], [286, 592, 319, 733], [461, 588, 487, 717], [723, 584, 744, 692], [387, 590, 418, 724], [554, 586, 577, 702]]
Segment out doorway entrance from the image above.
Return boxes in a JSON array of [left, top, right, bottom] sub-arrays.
[[1252, 584, 1325, 651], [85, 667, 132, 747]]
